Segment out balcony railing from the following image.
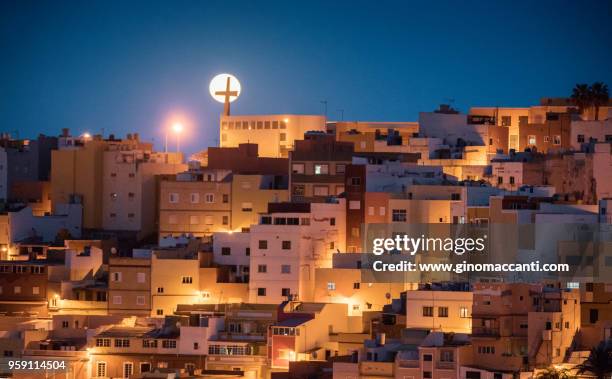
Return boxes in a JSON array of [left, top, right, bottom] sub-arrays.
[[472, 327, 500, 337], [436, 361, 456, 370]]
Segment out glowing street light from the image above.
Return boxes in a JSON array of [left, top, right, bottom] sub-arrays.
[[165, 122, 184, 153]]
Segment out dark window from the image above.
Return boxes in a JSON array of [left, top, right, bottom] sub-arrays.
[[589, 309, 599, 324], [424, 371, 432, 379], [330, 218, 336, 226], [422, 306, 433, 317], [282, 241, 291, 250], [221, 247, 231, 256], [423, 354, 433, 361], [257, 288, 266, 296], [245, 248, 250, 256], [258, 240, 268, 249], [281, 288, 290, 297], [353, 282, 360, 289]]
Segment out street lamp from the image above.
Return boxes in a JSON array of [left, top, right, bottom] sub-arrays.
[[165, 122, 184, 153], [172, 122, 183, 152]]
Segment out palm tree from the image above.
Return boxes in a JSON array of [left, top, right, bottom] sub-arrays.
[[571, 83, 592, 116], [535, 366, 573, 379], [590, 82, 610, 121], [576, 340, 612, 379]]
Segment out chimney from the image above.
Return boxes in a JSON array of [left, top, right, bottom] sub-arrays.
[[61, 128, 70, 137]]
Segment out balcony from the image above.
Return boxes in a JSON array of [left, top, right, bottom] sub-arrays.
[[472, 327, 500, 337], [436, 361, 456, 370], [217, 331, 266, 342]]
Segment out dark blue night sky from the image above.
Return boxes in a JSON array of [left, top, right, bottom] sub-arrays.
[[2, 0, 611, 154]]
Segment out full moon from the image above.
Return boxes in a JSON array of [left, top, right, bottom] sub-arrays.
[[209, 73, 241, 103]]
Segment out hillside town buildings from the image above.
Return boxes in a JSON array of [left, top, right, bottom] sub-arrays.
[[0, 96, 611, 379]]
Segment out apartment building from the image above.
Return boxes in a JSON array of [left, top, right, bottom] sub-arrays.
[[570, 118, 612, 151], [579, 282, 612, 349], [0, 260, 49, 316], [205, 143, 289, 175], [88, 315, 221, 378], [158, 169, 232, 240], [331, 121, 419, 153], [231, 174, 289, 231], [405, 283, 473, 334], [289, 132, 354, 200], [248, 200, 346, 304], [220, 114, 327, 158], [150, 250, 201, 317], [471, 283, 580, 372], [108, 256, 151, 316], [269, 302, 357, 369], [51, 131, 152, 230], [102, 148, 185, 239], [489, 155, 545, 191]]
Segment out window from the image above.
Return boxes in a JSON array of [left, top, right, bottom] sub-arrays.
[[314, 186, 329, 196], [62, 320, 69, 328], [528, 135, 536, 145], [509, 176, 515, 185], [140, 363, 151, 373], [168, 215, 178, 224], [189, 215, 199, 225], [327, 282, 336, 290], [330, 217, 336, 226], [258, 240, 268, 249], [422, 306, 433, 317], [136, 296, 145, 305], [292, 163, 305, 174], [222, 216, 229, 225], [123, 362, 133, 378], [438, 306, 449, 317], [282, 288, 291, 297], [169, 193, 179, 203], [32, 286, 39, 295], [245, 248, 250, 256], [314, 164, 329, 175], [553, 135, 561, 145], [519, 115, 528, 126], [336, 164, 346, 174], [142, 339, 157, 348], [501, 116, 511, 126], [162, 340, 177, 349], [137, 272, 146, 283], [423, 354, 433, 361], [205, 193, 214, 203], [221, 247, 231, 256], [353, 282, 360, 289], [112, 272, 122, 282], [424, 372, 432, 379], [441, 350, 454, 362], [194, 342, 199, 350], [114, 339, 130, 347], [282, 241, 291, 250], [190, 193, 200, 203], [368, 206, 374, 216], [350, 177, 361, 186], [349, 200, 361, 209], [96, 362, 107, 377], [96, 338, 111, 347], [157, 287, 164, 293], [157, 309, 163, 316], [577, 134, 585, 143], [281, 265, 291, 274], [258, 265, 267, 273], [392, 209, 407, 222], [222, 193, 229, 203], [544, 136, 550, 143], [460, 306, 469, 318], [280, 133, 286, 141], [498, 176, 503, 185], [182, 276, 193, 284], [204, 215, 213, 225], [113, 296, 122, 305], [379, 207, 386, 216], [257, 288, 266, 296]]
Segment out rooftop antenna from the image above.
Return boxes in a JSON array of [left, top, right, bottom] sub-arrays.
[[320, 100, 328, 117], [337, 109, 344, 121]]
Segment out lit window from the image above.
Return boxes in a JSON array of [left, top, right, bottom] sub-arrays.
[[327, 282, 336, 290]]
